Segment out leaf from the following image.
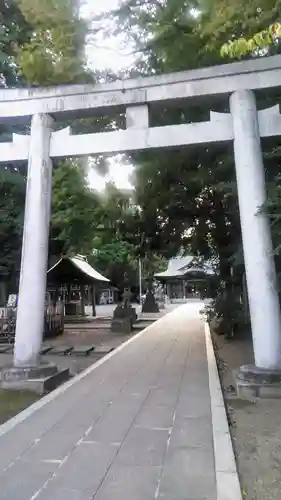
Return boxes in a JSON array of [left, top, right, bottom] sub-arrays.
[[220, 43, 229, 57]]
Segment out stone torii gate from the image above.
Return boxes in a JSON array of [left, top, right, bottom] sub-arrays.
[[2, 55, 281, 393]]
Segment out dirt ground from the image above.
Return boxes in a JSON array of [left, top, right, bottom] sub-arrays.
[[213, 331, 281, 500]]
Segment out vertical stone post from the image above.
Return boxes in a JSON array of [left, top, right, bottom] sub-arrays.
[[181, 282, 184, 298], [14, 114, 53, 367], [91, 285, 96, 317], [167, 283, 171, 301], [230, 90, 281, 369], [80, 285, 85, 316]]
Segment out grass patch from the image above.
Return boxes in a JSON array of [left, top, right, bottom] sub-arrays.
[[0, 389, 40, 424]]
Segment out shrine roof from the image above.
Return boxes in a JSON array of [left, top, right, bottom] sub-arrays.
[[155, 256, 215, 279], [47, 256, 110, 285]]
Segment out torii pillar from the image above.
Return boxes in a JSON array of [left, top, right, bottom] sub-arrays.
[[2, 114, 69, 392], [230, 90, 281, 398]]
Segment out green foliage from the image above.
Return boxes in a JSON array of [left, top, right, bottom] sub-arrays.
[[91, 235, 138, 290], [0, 2, 32, 288], [221, 23, 281, 59], [90, 186, 136, 289], [0, 1, 32, 86], [0, 0, 95, 292], [16, 0, 89, 85], [104, 0, 240, 273], [106, 0, 281, 257], [205, 294, 247, 337], [89, 184, 167, 290], [51, 160, 101, 257], [103, 0, 268, 327], [202, 0, 281, 56], [0, 167, 26, 288], [265, 173, 281, 257], [203, 0, 281, 59], [93, 238, 136, 267]]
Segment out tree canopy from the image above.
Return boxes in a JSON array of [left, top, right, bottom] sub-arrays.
[[16, 0, 89, 85], [0, 0, 97, 297], [50, 159, 102, 257], [95, 0, 281, 329], [2, 0, 281, 313]]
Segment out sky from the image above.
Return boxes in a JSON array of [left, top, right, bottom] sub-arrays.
[[81, 0, 135, 192]]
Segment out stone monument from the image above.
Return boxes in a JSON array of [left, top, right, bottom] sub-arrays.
[[142, 278, 159, 313], [111, 279, 137, 334]]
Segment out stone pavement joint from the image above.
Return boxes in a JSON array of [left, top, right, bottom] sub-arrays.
[[0, 302, 241, 500]]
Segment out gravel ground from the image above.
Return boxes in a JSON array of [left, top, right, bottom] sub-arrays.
[[213, 331, 281, 500]]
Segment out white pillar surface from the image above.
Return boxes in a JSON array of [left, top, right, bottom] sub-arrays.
[[230, 90, 281, 369], [14, 114, 54, 367]]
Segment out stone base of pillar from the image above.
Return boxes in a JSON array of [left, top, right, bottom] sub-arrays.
[[111, 317, 132, 334], [112, 305, 137, 323], [234, 364, 281, 400], [1, 361, 69, 395]]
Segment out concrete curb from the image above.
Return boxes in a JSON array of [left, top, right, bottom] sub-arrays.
[[0, 310, 171, 438], [205, 322, 242, 500]]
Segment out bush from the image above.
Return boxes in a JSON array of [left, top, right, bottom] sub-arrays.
[[203, 293, 247, 338]]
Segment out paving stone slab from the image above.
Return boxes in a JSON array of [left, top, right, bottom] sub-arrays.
[[94, 346, 115, 354], [145, 387, 179, 407], [159, 447, 216, 499], [177, 394, 212, 418], [94, 465, 162, 500], [22, 426, 87, 461], [87, 407, 142, 444], [169, 416, 213, 449], [36, 487, 93, 500], [134, 403, 175, 429], [115, 426, 169, 466], [48, 345, 74, 355], [49, 442, 120, 492], [1, 459, 58, 500], [159, 496, 216, 500], [71, 345, 95, 356]]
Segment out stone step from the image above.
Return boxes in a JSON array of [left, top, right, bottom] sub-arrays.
[[94, 346, 115, 354], [1, 344, 116, 357], [0, 344, 13, 353], [65, 323, 110, 330], [40, 346, 53, 355], [71, 345, 95, 356], [48, 345, 74, 355]]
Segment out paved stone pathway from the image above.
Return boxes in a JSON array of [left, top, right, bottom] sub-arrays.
[[0, 302, 216, 500]]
